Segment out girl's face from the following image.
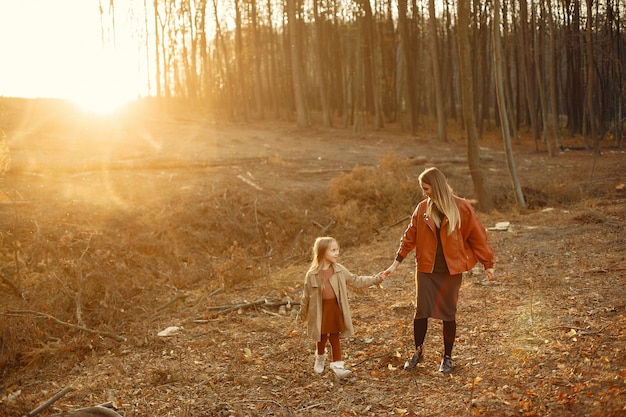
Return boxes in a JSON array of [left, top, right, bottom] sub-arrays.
[[323, 241, 339, 266]]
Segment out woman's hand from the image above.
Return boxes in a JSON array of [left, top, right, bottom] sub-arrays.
[[381, 261, 400, 279]]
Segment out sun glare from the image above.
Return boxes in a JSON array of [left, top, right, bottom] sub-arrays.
[[0, 1, 145, 115], [67, 52, 140, 115]]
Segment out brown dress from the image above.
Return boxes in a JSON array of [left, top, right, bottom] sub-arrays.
[[319, 268, 345, 334], [415, 225, 462, 321]]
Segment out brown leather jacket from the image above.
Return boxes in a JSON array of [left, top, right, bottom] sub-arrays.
[[396, 197, 494, 275]]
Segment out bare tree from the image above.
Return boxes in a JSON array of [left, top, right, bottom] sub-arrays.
[[584, 0, 600, 155], [397, 0, 417, 134], [493, 0, 526, 209], [457, 0, 492, 212], [313, 0, 332, 127], [356, 0, 384, 130], [428, 0, 447, 142], [287, 0, 309, 127]]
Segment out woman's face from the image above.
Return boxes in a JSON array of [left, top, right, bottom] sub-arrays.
[[421, 183, 433, 199], [323, 241, 340, 265]]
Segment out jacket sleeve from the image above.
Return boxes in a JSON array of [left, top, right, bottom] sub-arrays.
[[339, 264, 382, 288], [397, 204, 421, 259], [299, 272, 311, 320], [462, 203, 494, 269]]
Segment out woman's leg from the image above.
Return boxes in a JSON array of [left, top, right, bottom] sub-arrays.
[[413, 318, 428, 348], [328, 333, 342, 361], [405, 317, 428, 370], [443, 320, 456, 357]]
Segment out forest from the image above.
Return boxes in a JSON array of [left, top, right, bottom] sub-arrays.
[[103, 0, 625, 145], [0, 0, 625, 416]]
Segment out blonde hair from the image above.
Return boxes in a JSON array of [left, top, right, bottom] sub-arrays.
[[307, 236, 337, 273], [418, 167, 460, 235]]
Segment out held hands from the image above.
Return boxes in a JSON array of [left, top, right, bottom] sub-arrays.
[[381, 261, 399, 280]]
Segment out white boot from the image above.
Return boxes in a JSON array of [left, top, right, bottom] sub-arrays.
[[330, 361, 352, 379], [313, 352, 326, 374]]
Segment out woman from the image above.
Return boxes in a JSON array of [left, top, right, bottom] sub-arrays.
[[382, 167, 494, 374]]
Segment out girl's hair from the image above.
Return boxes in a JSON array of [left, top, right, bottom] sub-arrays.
[[308, 236, 337, 273], [419, 167, 460, 235]]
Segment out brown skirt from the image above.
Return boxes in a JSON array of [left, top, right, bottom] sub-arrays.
[[320, 298, 345, 334], [415, 271, 462, 321]]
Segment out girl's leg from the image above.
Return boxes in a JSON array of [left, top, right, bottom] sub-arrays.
[[317, 334, 329, 355], [328, 333, 342, 361], [443, 320, 456, 357]]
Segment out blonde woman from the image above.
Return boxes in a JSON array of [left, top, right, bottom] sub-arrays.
[[300, 237, 383, 378], [382, 167, 494, 374]]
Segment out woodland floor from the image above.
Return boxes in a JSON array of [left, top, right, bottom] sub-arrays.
[[0, 100, 625, 417]]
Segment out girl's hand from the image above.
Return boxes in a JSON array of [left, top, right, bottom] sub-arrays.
[[485, 268, 495, 281]]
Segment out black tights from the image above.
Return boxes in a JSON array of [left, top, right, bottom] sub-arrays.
[[413, 318, 456, 357]]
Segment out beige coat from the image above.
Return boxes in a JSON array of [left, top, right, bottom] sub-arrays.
[[300, 263, 382, 342]]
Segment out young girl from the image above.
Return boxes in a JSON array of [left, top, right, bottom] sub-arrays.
[[300, 236, 384, 378]]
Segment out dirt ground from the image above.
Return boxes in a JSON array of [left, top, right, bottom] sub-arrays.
[[1, 102, 625, 417]]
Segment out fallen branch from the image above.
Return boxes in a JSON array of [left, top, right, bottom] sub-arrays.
[[261, 308, 282, 317], [0, 270, 23, 298], [376, 215, 410, 233], [206, 298, 300, 315], [156, 292, 190, 311], [312, 219, 335, 235], [48, 405, 123, 417], [27, 386, 73, 417], [193, 286, 224, 307], [4, 310, 126, 342]]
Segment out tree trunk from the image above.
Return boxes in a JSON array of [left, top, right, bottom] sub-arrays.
[[287, 0, 309, 127], [493, 0, 526, 209], [313, 0, 332, 127], [234, 0, 249, 122], [519, 0, 539, 150], [397, 0, 417, 134], [428, 0, 447, 142], [358, 0, 384, 130], [457, 0, 491, 212], [546, 2, 562, 149], [212, 0, 234, 119], [250, 0, 264, 119], [585, 0, 600, 155], [153, 0, 162, 98], [534, 4, 554, 157]]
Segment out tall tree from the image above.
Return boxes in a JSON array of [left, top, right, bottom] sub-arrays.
[[428, 0, 447, 141], [356, 0, 384, 129], [457, 0, 492, 212], [250, 0, 265, 118], [534, 3, 554, 156], [585, 0, 600, 154], [287, 0, 310, 127], [313, 0, 332, 127], [493, 0, 526, 208], [397, 0, 417, 134], [234, 0, 250, 121], [519, 0, 539, 149]]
